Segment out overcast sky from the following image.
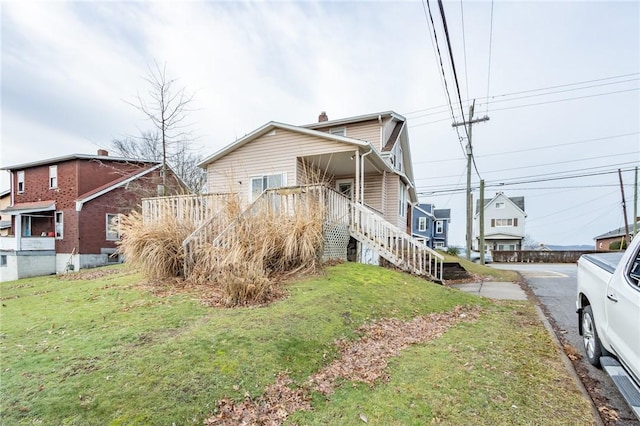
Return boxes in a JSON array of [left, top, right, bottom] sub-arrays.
[[1, 1, 638, 247]]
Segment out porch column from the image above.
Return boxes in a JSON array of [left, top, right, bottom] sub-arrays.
[[14, 214, 22, 251], [354, 149, 360, 203]]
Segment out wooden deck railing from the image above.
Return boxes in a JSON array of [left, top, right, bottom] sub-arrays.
[[348, 201, 444, 281], [141, 193, 232, 225], [175, 185, 443, 282]]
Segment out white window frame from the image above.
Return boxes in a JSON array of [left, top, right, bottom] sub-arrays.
[[329, 127, 346, 137], [495, 218, 514, 227], [495, 202, 505, 209], [0, 254, 6, 267], [249, 172, 286, 202], [435, 220, 444, 234], [418, 216, 427, 232], [17, 171, 25, 193], [335, 178, 354, 200], [435, 241, 445, 249], [398, 182, 407, 217], [55, 211, 63, 239], [49, 165, 58, 189], [106, 214, 121, 241]]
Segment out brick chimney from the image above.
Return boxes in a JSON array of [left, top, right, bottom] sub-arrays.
[[97, 149, 109, 156], [318, 111, 328, 122]]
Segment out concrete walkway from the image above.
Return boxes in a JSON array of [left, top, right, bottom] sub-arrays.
[[450, 281, 528, 300]]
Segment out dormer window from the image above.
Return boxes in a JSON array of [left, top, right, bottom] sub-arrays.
[[329, 127, 346, 137], [49, 165, 58, 189], [17, 171, 25, 193]]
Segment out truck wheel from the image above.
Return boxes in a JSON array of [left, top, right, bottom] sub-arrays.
[[582, 305, 603, 367]]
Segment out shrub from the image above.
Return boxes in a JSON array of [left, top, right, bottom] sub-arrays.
[[609, 239, 628, 251]]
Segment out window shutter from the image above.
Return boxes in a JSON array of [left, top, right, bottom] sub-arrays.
[[491, 219, 495, 227], [514, 218, 518, 226]]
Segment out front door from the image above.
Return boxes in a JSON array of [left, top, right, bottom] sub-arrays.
[[336, 179, 354, 200]]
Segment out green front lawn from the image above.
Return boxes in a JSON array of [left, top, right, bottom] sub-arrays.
[[0, 263, 593, 425]]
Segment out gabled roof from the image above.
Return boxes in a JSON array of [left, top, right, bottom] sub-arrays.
[[1, 154, 159, 171], [198, 121, 372, 169], [414, 204, 435, 219], [75, 164, 162, 211], [475, 192, 526, 216], [434, 208, 451, 220], [302, 111, 405, 130], [593, 221, 639, 240]]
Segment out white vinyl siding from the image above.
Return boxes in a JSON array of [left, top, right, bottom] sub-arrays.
[[205, 129, 354, 203]]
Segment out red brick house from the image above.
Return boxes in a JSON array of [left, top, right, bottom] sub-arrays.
[[0, 150, 181, 281]]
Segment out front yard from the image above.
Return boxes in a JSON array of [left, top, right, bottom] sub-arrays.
[[0, 263, 594, 425]]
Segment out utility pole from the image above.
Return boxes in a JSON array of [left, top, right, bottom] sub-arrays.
[[479, 179, 485, 265], [634, 166, 638, 239], [452, 100, 489, 259], [618, 169, 630, 246]]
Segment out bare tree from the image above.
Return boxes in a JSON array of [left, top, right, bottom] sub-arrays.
[[522, 234, 540, 249], [119, 62, 205, 194]]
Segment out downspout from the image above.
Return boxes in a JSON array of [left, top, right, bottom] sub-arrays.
[[354, 150, 360, 204], [360, 148, 373, 205], [378, 114, 383, 150]]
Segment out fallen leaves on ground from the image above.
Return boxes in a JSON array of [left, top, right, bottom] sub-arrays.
[[204, 305, 481, 425]]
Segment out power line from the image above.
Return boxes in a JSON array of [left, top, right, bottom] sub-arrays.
[[416, 165, 638, 194], [409, 87, 639, 127], [421, 0, 466, 155], [460, 0, 470, 103], [485, 0, 494, 116], [413, 131, 640, 164], [404, 72, 639, 115]]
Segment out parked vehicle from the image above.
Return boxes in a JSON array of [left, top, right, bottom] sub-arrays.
[[458, 250, 493, 264], [576, 238, 640, 420]]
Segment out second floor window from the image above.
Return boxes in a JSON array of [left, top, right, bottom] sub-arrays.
[[329, 127, 346, 137], [49, 165, 58, 189], [418, 217, 427, 232], [17, 171, 25, 193], [398, 183, 407, 217], [493, 218, 518, 227], [495, 202, 505, 209], [436, 220, 444, 234]]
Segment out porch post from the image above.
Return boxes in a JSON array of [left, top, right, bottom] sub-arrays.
[[15, 214, 22, 251], [354, 150, 360, 203]]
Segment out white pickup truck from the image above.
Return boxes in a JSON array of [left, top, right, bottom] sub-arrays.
[[577, 237, 640, 420]]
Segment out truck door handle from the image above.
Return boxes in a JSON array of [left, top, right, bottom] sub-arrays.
[[606, 293, 618, 303]]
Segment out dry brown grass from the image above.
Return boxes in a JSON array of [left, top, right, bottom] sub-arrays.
[[118, 210, 196, 279], [118, 188, 325, 306]]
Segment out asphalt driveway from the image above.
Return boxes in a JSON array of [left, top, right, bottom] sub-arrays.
[[490, 262, 638, 425]]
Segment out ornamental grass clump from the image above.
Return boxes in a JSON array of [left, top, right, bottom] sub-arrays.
[[117, 210, 196, 279]]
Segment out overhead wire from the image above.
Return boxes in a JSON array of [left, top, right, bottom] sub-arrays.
[[485, 0, 494, 116], [404, 72, 639, 116], [412, 131, 640, 164], [421, 0, 467, 156]]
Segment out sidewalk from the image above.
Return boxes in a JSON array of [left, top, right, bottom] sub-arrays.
[[450, 281, 528, 300]]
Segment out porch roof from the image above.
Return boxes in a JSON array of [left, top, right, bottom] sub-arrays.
[[0, 200, 56, 215]]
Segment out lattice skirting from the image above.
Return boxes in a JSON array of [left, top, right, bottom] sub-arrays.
[[322, 223, 350, 261]]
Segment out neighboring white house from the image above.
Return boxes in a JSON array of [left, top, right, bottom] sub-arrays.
[[474, 192, 527, 251]]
